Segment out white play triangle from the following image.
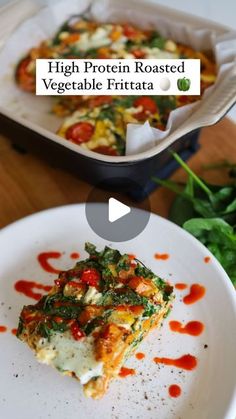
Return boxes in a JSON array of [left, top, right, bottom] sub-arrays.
[[108, 198, 131, 223]]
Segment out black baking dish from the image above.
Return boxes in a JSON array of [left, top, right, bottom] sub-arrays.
[[0, 112, 200, 196]]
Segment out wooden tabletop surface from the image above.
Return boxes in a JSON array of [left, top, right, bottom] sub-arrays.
[[0, 117, 235, 229]]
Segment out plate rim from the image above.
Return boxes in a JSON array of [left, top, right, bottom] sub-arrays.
[[0, 203, 236, 419]]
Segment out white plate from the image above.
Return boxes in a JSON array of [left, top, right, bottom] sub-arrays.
[[0, 204, 235, 419]]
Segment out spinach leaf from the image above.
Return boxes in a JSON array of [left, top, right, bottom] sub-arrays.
[[114, 96, 136, 108], [134, 260, 155, 278], [16, 317, 24, 337], [116, 255, 130, 272], [43, 293, 82, 319], [169, 194, 196, 226], [98, 106, 115, 121], [153, 152, 236, 285], [149, 34, 166, 49], [143, 303, 159, 317], [113, 133, 126, 156], [51, 320, 68, 333], [184, 218, 236, 286], [38, 323, 52, 340], [44, 304, 82, 319], [101, 289, 146, 306], [85, 242, 99, 257]]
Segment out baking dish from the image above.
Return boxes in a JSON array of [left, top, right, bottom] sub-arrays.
[[0, 0, 235, 193]]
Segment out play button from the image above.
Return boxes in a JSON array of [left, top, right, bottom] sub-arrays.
[[85, 178, 151, 242], [108, 198, 131, 223]]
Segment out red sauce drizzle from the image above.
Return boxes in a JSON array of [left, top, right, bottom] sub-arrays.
[[154, 253, 169, 260], [37, 252, 62, 274], [119, 367, 136, 378], [70, 252, 80, 259], [169, 384, 181, 398], [14, 280, 52, 301], [204, 256, 211, 263], [153, 354, 197, 370], [175, 283, 188, 290], [11, 328, 17, 335], [135, 352, 145, 360], [169, 320, 204, 336], [183, 284, 206, 305], [0, 326, 7, 333]]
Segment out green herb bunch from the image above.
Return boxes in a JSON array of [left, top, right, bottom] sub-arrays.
[[153, 153, 236, 286]]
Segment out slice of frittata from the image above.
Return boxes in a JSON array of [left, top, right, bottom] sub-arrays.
[[17, 243, 174, 399]]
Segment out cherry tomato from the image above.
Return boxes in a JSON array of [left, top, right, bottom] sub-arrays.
[[65, 122, 94, 144], [92, 146, 119, 156], [70, 321, 85, 341], [134, 96, 158, 114], [54, 316, 64, 323], [88, 96, 113, 108], [123, 24, 139, 39], [132, 50, 146, 59], [80, 268, 100, 287], [16, 57, 35, 92]]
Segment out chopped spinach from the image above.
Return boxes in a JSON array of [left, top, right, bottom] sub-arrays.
[[143, 303, 159, 318], [148, 32, 166, 50], [16, 317, 24, 337], [98, 106, 116, 122], [116, 255, 130, 272], [134, 260, 155, 278], [44, 304, 82, 319], [43, 293, 82, 319], [101, 288, 146, 307], [114, 96, 136, 108], [51, 320, 68, 333], [38, 323, 52, 340]]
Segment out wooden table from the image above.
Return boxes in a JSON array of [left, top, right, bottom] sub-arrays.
[[0, 117, 235, 229]]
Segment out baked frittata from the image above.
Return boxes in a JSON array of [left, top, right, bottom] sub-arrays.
[[17, 243, 174, 399], [15, 18, 216, 156]]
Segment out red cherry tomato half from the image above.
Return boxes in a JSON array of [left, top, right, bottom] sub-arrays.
[[132, 50, 146, 59], [133, 97, 158, 121], [80, 268, 100, 287], [123, 24, 139, 39], [134, 97, 158, 114], [70, 322, 85, 341], [16, 57, 35, 92], [92, 146, 119, 156], [65, 122, 95, 144], [88, 95, 113, 108]]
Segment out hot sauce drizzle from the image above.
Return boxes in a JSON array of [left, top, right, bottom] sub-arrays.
[[11, 328, 17, 335], [169, 320, 204, 336], [169, 384, 181, 398], [183, 284, 206, 305], [14, 279, 52, 301], [175, 283, 188, 290], [204, 256, 211, 263], [37, 252, 62, 274], [154, 253, 170, 260], [70, 252, 80, 259], [135, 352, 145, 360], [0, 326, 7, 333], [153, 354, 197, 370], [119, 367, 136, 377]]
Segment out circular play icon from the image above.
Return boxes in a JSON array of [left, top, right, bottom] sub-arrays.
[[85, 179, 150, 242]]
